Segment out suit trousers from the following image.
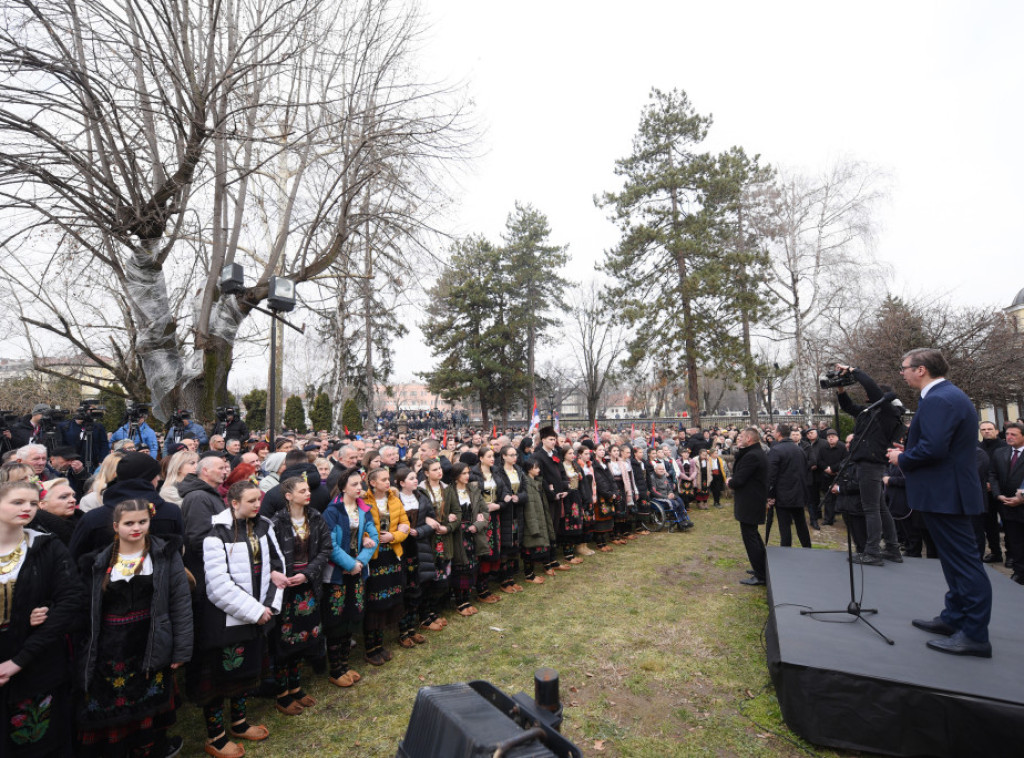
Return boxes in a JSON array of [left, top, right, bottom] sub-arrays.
[[923, 511, 992, 643], [857, 462, 899, 555], [1003, 519, 1024, 573], [739, 521, 766, 580], [775, 506, 812, 548]]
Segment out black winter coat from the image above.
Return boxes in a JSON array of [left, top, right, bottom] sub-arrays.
[[69, 479, 183, 562], [3, 531, 85, 702], [178, 475, 226, 580], [630, 458, 651, 501], [260, 463, 329, 517], [767, 439, 808, 509], [493, 464, 527, 555], [838, 369, 906, 464], [271, 506, 333, 584], [592, 461, 616, 500], [79, 536, 193, 690], [409, 490, 440, 585], [729, 444, 768, 525]]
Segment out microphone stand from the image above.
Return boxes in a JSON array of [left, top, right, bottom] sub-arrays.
[[799, 398, 895, 646]]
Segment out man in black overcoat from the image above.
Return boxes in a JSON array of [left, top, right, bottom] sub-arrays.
[[768, 424, 811, 548], [991, 422, 1024, 584], [729, 427, 769, 586]]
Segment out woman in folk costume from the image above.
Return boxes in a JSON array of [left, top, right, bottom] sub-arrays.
[[693, 448, 712, 509], [446, 462, 487, 616], [192, 480, 285, 758], [521, 458, 559, 583], [559, 446, 586, 561], [320, 469, 378, 689], [590, 444, 616, 552], [362, 468, 410, 666], [78, 499, 192, 758], [395, 466, 433, 647], [0, 481, 85, 758], [575, 445, 598, 555], [607, 445, 635, 545], [415, 460, 451, 631], [628, 446, 652, 536], [469, 449, 503, 603], [707, 448, 729, 508], [677, 448, 698, 509], [269, 477, 332, 716], [493, 445, 527, 593]]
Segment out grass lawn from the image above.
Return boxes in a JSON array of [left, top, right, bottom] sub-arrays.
[[178, 505, 877, 757]]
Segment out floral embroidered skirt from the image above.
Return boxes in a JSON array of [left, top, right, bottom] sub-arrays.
[[364, 543, 405, 630], [322, 574, 365, 637], [274, 583, 324, 659]]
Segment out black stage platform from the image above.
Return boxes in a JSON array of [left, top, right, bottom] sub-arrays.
[[764, 546, 1024, 758]]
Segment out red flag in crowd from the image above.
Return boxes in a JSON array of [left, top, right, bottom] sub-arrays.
[[491, 424, 497, 439], [344, 425, 349, 434], [442, 429, 448, 448]]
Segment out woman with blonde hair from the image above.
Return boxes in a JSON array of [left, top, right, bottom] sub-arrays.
[[159, 449, 199, 506], [77, 452, 125, 513]]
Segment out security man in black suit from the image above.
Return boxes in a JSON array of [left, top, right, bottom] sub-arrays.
[[991, 422, 1024, 584]]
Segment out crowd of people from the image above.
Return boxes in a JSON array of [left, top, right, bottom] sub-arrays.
[[0, 408, 763, 758], [1, 372, 1020, 756]]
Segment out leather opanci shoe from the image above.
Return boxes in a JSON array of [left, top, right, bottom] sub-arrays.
[[739, 576, 766, 586], [926, 630, 992, 658], [912, 617, 957, 636]]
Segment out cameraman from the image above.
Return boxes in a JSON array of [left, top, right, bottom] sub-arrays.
[[164, 410, 208, 455], [835, 364, 905, 565], [59, 408, 110, 472], [110, 406, 159, 459], [212, 407, 248, 441], [9, 403, 50, 448]]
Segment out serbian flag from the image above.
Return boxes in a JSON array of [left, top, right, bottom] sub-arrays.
[[630, 423, 635, 438], [554, 411, 560, 436], [344, 425, 350, 434], [527, 398, 540, 435], [491, 424, 497, 439], [651, 421, 657, 444], [442, 429, 447, 448], [429, 428, 436, 439], [594, 418, 599, 438]]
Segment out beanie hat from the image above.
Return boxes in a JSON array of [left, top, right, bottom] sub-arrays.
[[115, 452, 161, 483]]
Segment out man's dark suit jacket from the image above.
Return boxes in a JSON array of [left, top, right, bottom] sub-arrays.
[[992, 445, 1024, 523], [898, 380, 983, 515]]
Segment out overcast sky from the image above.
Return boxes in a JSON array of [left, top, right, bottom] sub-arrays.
[[377, 0, 1023, 383]]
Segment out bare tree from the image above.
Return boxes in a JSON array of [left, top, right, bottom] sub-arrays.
[[566, 281, 627, 425], [761, 159, 888, 420], [0, 0, 468, 422]]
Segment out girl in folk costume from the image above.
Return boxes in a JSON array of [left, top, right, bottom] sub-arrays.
[[607, 445, 635, 545], [0, 481, 85, 758], [362, 467, 410, 666], [521, 458, 559, 582], [707, 449, 729, 508], [269, 477, 332, 716], [395, 466, 433, 647], [192, 480, 285, 758], [446, 462, 486, 616], [493, 446, 527, 593], [628, 446, 652, 536], [469, 449, 503, 603], [677, 449, 698, 509], [320, 470, 377, 689], [590, 444, 616, 552], [558, 446, 586, 562], [693, 448, 712, 509], [78, 499, 192, 758], [416, 459, 452, 631], [575, 446, 598, 556]]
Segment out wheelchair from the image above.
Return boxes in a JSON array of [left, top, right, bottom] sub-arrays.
[[649, 496, 693, 532]]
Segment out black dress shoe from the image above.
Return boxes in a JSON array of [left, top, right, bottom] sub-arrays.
[[1006, 557, 1016, 569], [810, 521, 821, 531], [926, 631, 992, 658], [1011, 573, 1024, 586], [912, 617, 957, 636], [881, 550, 904, 564], [739, 576, 766, 586], [982, 552, 1003, 563]]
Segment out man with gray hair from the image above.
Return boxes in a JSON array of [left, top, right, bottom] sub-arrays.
[[16, 443, 56, 481], [179, 453, 230, 581]]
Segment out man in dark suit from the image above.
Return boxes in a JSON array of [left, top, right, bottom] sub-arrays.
[[991, 422, 1024, 584], [729, 427, 769, 586], [888, 348, 992, 657], [767, 424, 811, 548]]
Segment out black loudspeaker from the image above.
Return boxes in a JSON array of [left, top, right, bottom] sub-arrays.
[[396, 669, 582, 758]]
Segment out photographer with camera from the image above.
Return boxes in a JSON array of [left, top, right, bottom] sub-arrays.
[[110, 402, 159, 459], [832, 363, 905, 565], [212, 406, 248, 442], [59, 401, 110, 472], [8, 403, 51, 448], [163, 409, 208, 455]]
